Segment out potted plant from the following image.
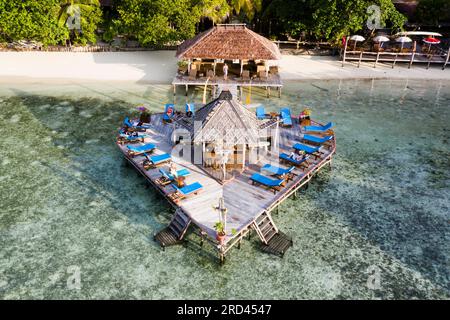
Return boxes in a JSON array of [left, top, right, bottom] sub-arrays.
[[177, 60, 188, 74], [214, 221, 226, 244]]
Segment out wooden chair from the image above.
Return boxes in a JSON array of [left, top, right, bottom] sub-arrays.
[[188, 69, 197, 80], [242, 70, 250, 81]]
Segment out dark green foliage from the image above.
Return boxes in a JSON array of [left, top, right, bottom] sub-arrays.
[[415, 0, 450, 26]]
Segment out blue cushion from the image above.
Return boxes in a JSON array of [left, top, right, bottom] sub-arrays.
[[127, 143, 156, 153], [293, 143, 320, 154], [172, 182, 203, 195], [256, 106, 266, 120], [250, 173, 284, 187], [163, 104, 175, 120], [261, 164, 295, 176], [303, 134, 333, 144], [150, 153, 171, 164], [280, 107, 292, 125], [303, 122, 333, 132]]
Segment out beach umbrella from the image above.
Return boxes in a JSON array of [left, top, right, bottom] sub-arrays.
[[395, 36, 412, 50], [373, 35, 390, 49], [423, 37, 441, 52], [349, 35, 365, 51]]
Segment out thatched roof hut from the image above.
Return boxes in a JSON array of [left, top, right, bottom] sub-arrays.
[[176, 24, 281, 61]]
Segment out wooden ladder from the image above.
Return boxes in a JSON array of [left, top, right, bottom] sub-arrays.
[[252, 211, 279, 245], [168, 209, 191, 240], [154, 209, 191, 249]]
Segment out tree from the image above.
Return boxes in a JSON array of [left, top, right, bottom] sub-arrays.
[[0, 0, 67, 45], [415, 0, 450, 26], [230, 0, 262, 20], [58, 0, 103, 45], [261, 0, 406, 43]]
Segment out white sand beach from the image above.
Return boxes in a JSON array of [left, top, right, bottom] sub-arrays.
[[0, 50, 449, 83]]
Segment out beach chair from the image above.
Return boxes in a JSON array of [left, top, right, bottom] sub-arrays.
[[293, 143, 322, 159], [118, 132, 150, 145], [162, 104, 175, 123], [126, 143, 156, 157], [250, 173, 285, 194], [142, 153, 172, 170], [258, 70, 268, 80], [156, 168, 191, 186], [207, 69, 215, 79], [302, 134, 334, 146], [280, 107, 293, 127], [168, 182, 203, 203], [185, 103, 195, 117], [261, 164, 296, 182], [279, 153, 310, 168], [256, 106, 266, 120], [302, 122, 333, 133], [122, 117, 151, 132]]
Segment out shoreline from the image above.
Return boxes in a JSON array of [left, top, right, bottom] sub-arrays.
[[0, 51, 449, 84]]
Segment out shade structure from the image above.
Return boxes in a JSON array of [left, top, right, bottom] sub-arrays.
[[349, 35, 365, 51], [395, 36, 412, 43], [373, 35, 390, 43], [395, 31, 442, 37], [349, 35, 365, 42], [423, 37, 441, 45]]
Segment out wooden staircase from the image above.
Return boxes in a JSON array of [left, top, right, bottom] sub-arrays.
[[253, 211, 293, 257], [253, 211, 279, 244], [154, 209, 191, 250]]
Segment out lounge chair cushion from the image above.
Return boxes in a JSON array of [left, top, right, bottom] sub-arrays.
[[293, 143, 320, 154], [279, 153, 310, 165], [256, 106, 266, 120], [303, 122, 333, 132], [280, 108, 293, 126], [172, 182, 203, 195], [302, 134, 333, 144], [250, 173, 284, 187], [127, 143, 156, 153], [163, 104, 175, 121], [159, 168, 190, 180], [261, 164, 295, 176], [148, 153, 171, 164]]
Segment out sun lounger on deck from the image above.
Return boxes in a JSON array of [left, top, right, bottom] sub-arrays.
[[256, 106, 266, 120], [142, 153, 171, 169], [123, 117, 151, 131], [293, 143, 322, 159], [126, 143, 156, 157], [261, 164, 296, 181], [118, 132, 150, 144], [185, 103, 195, 117], [250, 173, 285, 194], [302, 134, 333, 145], [279, 153, 310, 167], [302, 122, 333, 133], [280, 108, 293, 127], [156, 168, 191, 186], [168, 182, 203, 203]]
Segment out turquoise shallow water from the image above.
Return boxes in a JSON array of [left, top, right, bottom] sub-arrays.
[[0, 79, 449, 299]]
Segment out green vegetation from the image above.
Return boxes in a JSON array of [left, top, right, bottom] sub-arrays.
[[0, 0, 410, 47], [415, 0, 450, 26]]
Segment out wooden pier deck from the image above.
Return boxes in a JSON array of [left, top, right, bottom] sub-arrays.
[[118, 113, 335, 260]]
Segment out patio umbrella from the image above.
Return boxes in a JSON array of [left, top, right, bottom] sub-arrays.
[[349, 35, 365, 51], [373, 35, 390, 49], [395, 36, 412, 51], [423, 37, 441, 51]]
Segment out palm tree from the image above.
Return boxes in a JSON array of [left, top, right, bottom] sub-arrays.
[[230, 0, 262, 20], [199, 0, 231, 24], [58, 0, 101, 45]]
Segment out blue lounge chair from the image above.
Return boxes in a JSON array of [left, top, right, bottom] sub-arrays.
[[303, 122, 333, 132], [126, 143, 156, 157], [302, 134, 333, 145], [250, 173, 285, 194], [261, 164, 296, 181], [143, 153, 171, 169], [123, 117, 151, 131], [118, 133, 150, 144], [256, 106, 266, 120], [169, 182, 203, 203], [280, 108, 293, 127], [279, 153, 310, 167], [163, 104, 175, 122], [293, 143, 321, 155], [185, 103, 195, 117], [157, 168, 191, 186]]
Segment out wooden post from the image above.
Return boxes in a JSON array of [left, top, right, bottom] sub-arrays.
[[392, 52, 398, 69], [443, 48, 450, 70], [173, 84, 176, 96], [427, 53, 433, 70], [185, 84, 188, 96], [242, 144, 246, 170], [358, 50, 363, 68], [278, 87, 281, 98], [409, 51, 415, 69], [342, 35, 348, 67], [374, 51, 380, 68]]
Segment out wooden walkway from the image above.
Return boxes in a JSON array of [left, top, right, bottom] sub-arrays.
[[118, 113, 336, 261]]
